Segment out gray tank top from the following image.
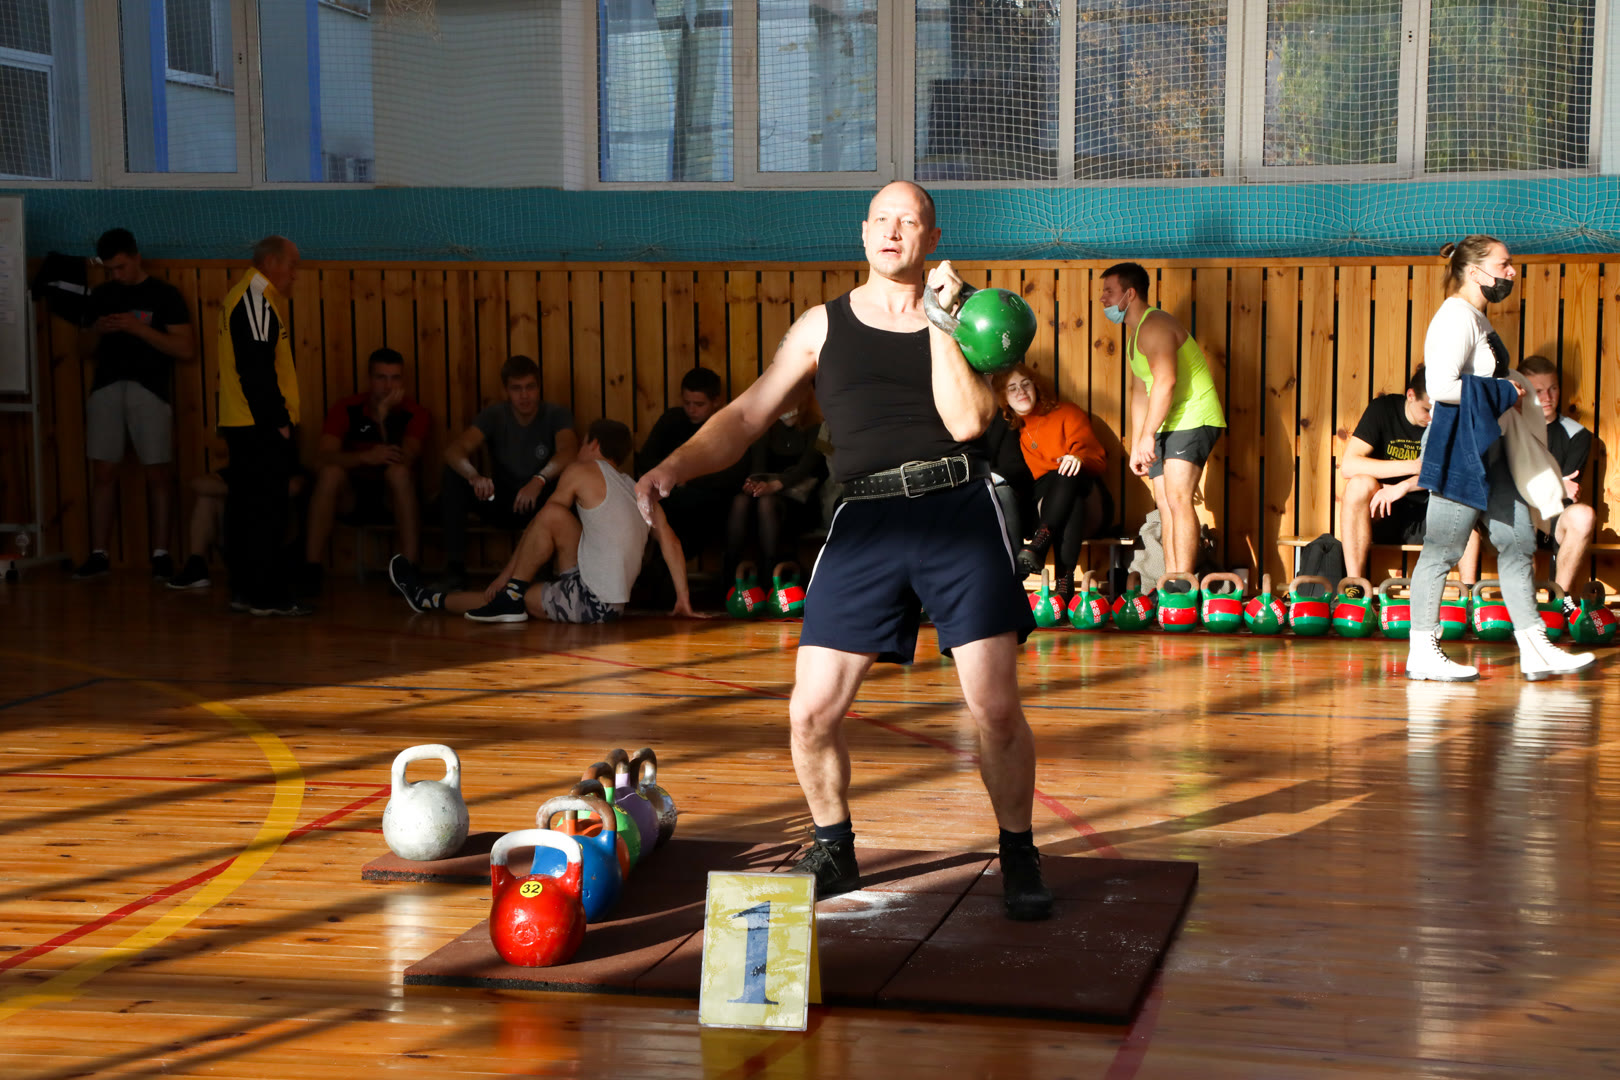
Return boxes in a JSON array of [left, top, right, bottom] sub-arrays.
[[575, 460, 650, 604]]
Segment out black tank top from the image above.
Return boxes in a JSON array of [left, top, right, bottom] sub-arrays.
[[815, 292, 980, 482]]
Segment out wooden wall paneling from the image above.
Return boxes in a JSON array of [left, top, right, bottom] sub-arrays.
[[1227, 268, 1264, 574], [664, 270, 696, 406], [1091, 271, 1133, 532], [790, 269, 822, 320], [506, 271, 540, 373], [0, 412, 28, 529], [383, 269, 416, 370], [1520, 261, 1561, 365], [631, 270, 667, 440], [1598, 265, 1620, 568], [1264, 268, 1301, 586], [537, 271, 572, 414], [321, 270, 356, 422], [759, 270, 793, 376], [1295, 266, 1337, 549], [570, 271, 605, 427], [444, 270, 478, 432], [1371, 265, 1409, 397], [30, 304, 61, 555], [196, 269, 233, 472], [473, 270, 508, 413], [413, 271, 449, 501], [824, 269, 859, 301], [694, 270, 728, 385], [601, 270, 634, 427], [1489, 262, 1526, 365], [1192, 269, 1229, 565], [1055, 268, 1088, 411], [289, 270, 326, 472], [1563, 262, 1600, 430], [1411, 264, 1447, 355], [725, 271, 760, 398], [1335, 267, 1373, 544], [46, 309, 87, 560], [1022, 267, 1057, 383], [351, 269, 384, 386]]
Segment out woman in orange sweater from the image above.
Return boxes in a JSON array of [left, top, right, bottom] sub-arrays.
[[994, 363, 1112, 605]]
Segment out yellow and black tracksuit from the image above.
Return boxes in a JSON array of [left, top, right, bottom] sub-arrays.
[[217, 269, 301, 610]]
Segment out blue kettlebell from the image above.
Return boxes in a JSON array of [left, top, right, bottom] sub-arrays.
[[533, 786, 623, 923]]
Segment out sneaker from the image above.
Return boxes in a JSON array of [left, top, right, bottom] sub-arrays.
[[999, 842, 1054, 922], [1406, 626, 1478, 682], [465, 582, 529, 623], [249, 600, 315, 617], [789, 838, 860, 898], [166, 555, 211, 590], [1340, 583, 1366, 600], [1016, 547, 1043, 577], [1563, 595, 1581, 622], [71, 552, 110, 580], [151, 553, 174, 581], [391, 556, 444, 613], [1514, 626, 1595, 681]]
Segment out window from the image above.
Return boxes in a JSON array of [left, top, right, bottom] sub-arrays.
[[165, 0, 223, 83], [757, 0, 878, 174], [0, 61, 53, 179], [119, 0, 240, 174], [258, 0, 376, 183], [0, 0, 90, 181]]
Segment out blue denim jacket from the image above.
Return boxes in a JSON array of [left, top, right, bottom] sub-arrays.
[[1418, 374, 1519, 511]]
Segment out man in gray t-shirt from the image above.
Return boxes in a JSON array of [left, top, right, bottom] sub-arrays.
[[434, 355, 578, 586]]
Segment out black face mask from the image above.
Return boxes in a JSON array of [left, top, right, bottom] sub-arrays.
[[1476, 270, 1513, 304]]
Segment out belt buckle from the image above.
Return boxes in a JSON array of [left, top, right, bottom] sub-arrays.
[[898, 459, 932, 498]]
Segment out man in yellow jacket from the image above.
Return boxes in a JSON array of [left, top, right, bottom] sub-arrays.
[[217, 236, 304, 615]]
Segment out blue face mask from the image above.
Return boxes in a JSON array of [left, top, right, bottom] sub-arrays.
[[1103, 303, 1127, 325]]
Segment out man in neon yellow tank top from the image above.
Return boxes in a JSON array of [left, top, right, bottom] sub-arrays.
[[1101, 262, 1226, 577]]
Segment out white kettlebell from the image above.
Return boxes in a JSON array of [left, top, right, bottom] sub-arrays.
[[382, 744, 470, 862]]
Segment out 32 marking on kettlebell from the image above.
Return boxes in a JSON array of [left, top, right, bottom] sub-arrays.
[[519, 881, 543, 898], [699, 872, 817, 1031]]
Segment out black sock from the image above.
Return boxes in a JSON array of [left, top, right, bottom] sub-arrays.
[[999, 827, 1034, 851], [813, 819, 855, 846]]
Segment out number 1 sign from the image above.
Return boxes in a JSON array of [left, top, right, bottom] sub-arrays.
[[698, 871, 818, 1030]]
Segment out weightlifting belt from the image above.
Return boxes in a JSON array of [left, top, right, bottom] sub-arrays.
[[841, 454, 989, 501]]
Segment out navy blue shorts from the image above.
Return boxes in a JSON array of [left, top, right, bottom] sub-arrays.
[[800, 479, 1035, 664]]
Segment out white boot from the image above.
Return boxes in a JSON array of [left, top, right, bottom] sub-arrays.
[[1406, 626, 1478, 682], [1514, 626, 1595, 681]]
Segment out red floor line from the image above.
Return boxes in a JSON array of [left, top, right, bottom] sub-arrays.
[[0, 771, 388, 789], [1, 786, 390, 974]]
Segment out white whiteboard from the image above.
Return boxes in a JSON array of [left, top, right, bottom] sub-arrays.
[[0, 197, 26, 394]]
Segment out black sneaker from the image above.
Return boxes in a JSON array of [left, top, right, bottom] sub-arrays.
[[1564, 596, 1581, 622], [151, 553, 174, 581], [789, 839, 860, 898], [167, 555, 211, 590], [249, 600, 315, 617], [71, 552, 110, 580], [465, 583, 529, 623], [391, 556, 443, 613], [1016, 547, 1043, 577], [999, 842, 1054, 922], [1340, 583, 1366, 600]]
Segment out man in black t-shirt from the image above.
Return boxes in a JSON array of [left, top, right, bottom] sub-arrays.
[[1518, 355, 1597, 611], [634, 366, 749, 572], [72, 229, 195, 581]]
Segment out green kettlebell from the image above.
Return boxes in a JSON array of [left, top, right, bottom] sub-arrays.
[[1470, 579, 1514, 642], [1110, 571, 1157, 631], [1067, 571, 1110, 630], [770, 561, 806, 618], [1029, 569, 1065, 629], [1155, 571, 1201, 633], [725, 561, 768, 619], [1569, 582, 1618, 645], [1331, 577, 1376, 638], [1536, 581, 1567, 641], [1199, 572, 1246, 634], [1377, 577, 1412, 639], [1437, 581, 1469, 641], [922, 282, 1037, 375], [1243, 573, 1285, 635], [580, 762, 641, 870], [1286, 574, 1333, 637]]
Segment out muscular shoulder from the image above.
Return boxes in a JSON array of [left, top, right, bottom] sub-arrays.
[[774, 304, 828, 371], [1137, 310, 1186, 354]]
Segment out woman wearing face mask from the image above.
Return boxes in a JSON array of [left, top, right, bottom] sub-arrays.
[[724, 404, 827, 578], [992, 363, 1111, 607], [1405, 235, 1593, 681]]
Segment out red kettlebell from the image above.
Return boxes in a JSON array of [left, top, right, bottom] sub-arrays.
[[489, 829, 587, 968], [570, 777, 633, 880], [630, 747, 679, 848], [607, 748, 660, 858]]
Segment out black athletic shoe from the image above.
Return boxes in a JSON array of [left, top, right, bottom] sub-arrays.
[[167, 555, 211, 590], [999, 842, 1054, 922], [1016, 547, 1043, 577], [1340, 583, 1366, 600], [151, 553, 174, 581], [71, 552, 110, 580], [465, 583, 529, 623], [789, 839, 860, 898], [1564, 595, 1581, 622]]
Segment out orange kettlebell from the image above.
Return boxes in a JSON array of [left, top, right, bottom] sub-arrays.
[[489, 829, 587, 967]]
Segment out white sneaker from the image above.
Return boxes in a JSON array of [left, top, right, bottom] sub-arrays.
[[1514, 626, 1595, 682], [1406, 627, 1479, 682]]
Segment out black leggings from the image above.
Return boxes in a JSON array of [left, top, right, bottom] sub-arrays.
[[1031, 471, 1112, 571]]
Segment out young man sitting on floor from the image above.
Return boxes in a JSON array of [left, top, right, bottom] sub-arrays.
[[388, 419, 695, 623]]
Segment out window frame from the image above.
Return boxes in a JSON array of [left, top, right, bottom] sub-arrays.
[[0, 48, 59, 182]]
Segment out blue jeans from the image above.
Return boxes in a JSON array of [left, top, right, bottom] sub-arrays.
[[1409, 447, 1539, 634]]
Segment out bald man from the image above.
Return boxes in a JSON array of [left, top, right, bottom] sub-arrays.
[[637, 182, 1051, 921], [217, 236, 307, 615]]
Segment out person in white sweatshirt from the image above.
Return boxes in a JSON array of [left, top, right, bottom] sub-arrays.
[[1406, 235, 1594, 682]]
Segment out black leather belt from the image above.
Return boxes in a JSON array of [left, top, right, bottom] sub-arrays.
[[841, 455, 989, 501]]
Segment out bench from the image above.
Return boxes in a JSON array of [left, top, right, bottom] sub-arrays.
[[1278, 534, 1620, 583]]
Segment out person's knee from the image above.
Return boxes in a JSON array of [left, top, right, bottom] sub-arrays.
[[314, 463, 346, 490], [383, 464, 414, 490], [1343, 474, 1379, 509], [1562, 503, 1596, 541], [789, 689, 845, 742]]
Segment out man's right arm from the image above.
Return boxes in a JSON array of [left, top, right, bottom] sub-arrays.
[[444, 425, 487, 480], [1340, 435, 1421, 480]]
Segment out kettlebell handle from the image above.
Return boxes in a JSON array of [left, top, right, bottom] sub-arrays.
[[391, 744, 460, 794], [492, 828, 580, 871], [1537, 580, 1566, 601], [1155, 571, 1199, 591], [606, 748, 634, 783], [1287, 574, 1334, 596], [1200, 571, 1245, 596], [771, 561, 800, 585], [1377, 576, 1411, 601], [581, 761, 615, 788], [1337, 576, 1373, 596], [537, 793, 615, 833], [1470, 577, 1505, 603], [630, 747, 658, 788], [923, 280, 976, 335], [1439, 580, 1466, 601]]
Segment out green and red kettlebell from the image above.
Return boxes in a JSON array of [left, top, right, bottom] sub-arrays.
[[1199, 572, 1246, 634], [1156, 571, 1201, 633], [1110, 572, 1157, 631], [580, 764, 642, 871], [1029, 569, 1065, 629], [489, 829, 587, 967], [1331, 577, 1376, 638], [1569, 582, 1619, 645], [607, 748, 660, 859], [629, 747, 678, 848], [1377, 577, 1413, 639], [922, 281, 1037, 375], [770, 561, 806, 618], [1286, 575, 1333, 637], [1243, 573, 1285, 635], [1067, 571, 1111, 630], [1536, 581, 1568, 641], [1437, 581, 1469, 641], [1469, 579, 1515, 642], [726, 561, 769, 618], [534, 788, 622, 923]]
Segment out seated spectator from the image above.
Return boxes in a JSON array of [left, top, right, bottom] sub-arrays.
[[635, 368, 751, 556], [981, 409, 1036, 557], [299, 348, 431, 592], [438, 355, 577, 589], [1340, 365, 1478, 596], [389, 420, 693, 623], [168, 470, 309, 595], [73, 228, 195, 581], [993, 363, 1111, 607], [1518, 354, 1598, 620], [725, 404, 826, 575]]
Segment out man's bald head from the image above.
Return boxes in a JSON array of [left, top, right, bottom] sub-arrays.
[[868, 182, 936, 230], [252, 235, 295, 267], [251, 235, 300, 294]]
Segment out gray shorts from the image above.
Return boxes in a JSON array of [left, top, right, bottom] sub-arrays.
[[87, 381, 173, 465], [1149, 425, 1223, 479], [537, 567, 624, 624]]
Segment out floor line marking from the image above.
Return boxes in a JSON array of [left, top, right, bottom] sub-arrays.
[[0, 770, 385, 789], [0, 677, 104, 713]]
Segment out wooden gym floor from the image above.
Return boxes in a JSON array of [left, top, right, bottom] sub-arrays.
[[2, 575, 1617, 1079]]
